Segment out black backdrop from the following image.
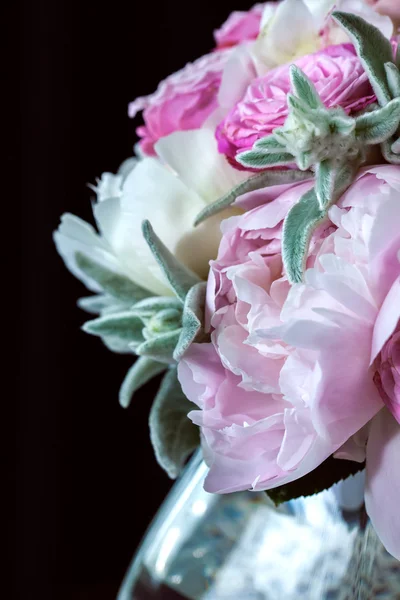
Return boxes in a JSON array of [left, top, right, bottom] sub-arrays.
[[17, 1, 258, 598]]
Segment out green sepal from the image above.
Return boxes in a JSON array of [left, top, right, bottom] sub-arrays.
[[173, 282, 208, 362], [236, 149, 295, 170], [267, 457, 365, 506], [355, 97, 400, 144], [289, 64, 322, 110], [119, 357, 167, 409], [135, 329, 181, 364], [149, 368, 199, 479], [142, 220, 201, 301], [194, 169, 312, 226], [282, 188, 326, 284], [332, 11, 393, 106], [82, 311, 145, 343], [385, 62, 400, 99], [75, 252, 150, 303]]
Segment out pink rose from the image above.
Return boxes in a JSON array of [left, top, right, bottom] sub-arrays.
[[216, 45, 376, 164], [178, 166, 399, 507], [129, 49, 231, 156], [213, 3, 268, 48]]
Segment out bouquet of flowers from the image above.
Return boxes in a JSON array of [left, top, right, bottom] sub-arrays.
[[54, 0, 400, 561]]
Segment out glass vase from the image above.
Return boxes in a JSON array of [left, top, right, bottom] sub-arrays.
[[118, 451, 400, 600]]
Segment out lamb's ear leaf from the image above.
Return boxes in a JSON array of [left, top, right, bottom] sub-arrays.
[[135, 329, 181, 364], [253, 136, 287, 153], [82, 311, 145, 343], [119, 357, 167, 408], [131, 296, 182, 318], [236, 149, 295, 170], [142, 220, 201, 301], [316, 160, 360, 211], [78, 294, 115, 315], [332, 11, 393, 106], [290, 65, 322, 109], [173, 282, 208, 362], [267, 457, 365, 505], [355, 98, 400, 144], [385, 62, 400, 99], [282, 188, 326, 284], [194, 169, 313, 226], [75, 252, 150, 303], [382, 139, 400, 164], [149, 368, 199, 479]]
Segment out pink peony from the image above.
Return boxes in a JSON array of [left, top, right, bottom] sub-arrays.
[[374, 326, 400, 423], [213, 3, 267, 48], [129, 49, 231, 156], [367, 0, 400, 26], [178, 166, 399, 533], [216, 45, 376, 164]]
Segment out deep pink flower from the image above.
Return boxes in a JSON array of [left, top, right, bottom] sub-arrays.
[[213, 3, 267, 48], [216, 45, 376, 164], [129, 49, 231, 156]]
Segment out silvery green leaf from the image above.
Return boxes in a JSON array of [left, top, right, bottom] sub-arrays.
[[78, 294, 114, 315], [142, 221, 201, 301], [173, 282, 207, 362], [253, 136, 287, 153], [236, 149, 295, 170], [194, 169, 313, 226], [316, 160, 361, 211], [75, 252, 150, 303], [132, 296, 182, 319], [297, 151, 314, 171], [290, 65, 322, 110], [382, 139, 400, 164], [329, 111, 355, 136], [119, 357, 166, 408], [385, 62, 400, 99], [355, 98, 400, 144], [83, 311, 145, 343], [332, 11, 393, 106], [149, 368, 199, 479], [147, 308, 182, 336], [391, 138, 400, 154], [287, 93, 314, 118], [282, 188, 326, 284], [315, 161, 335, 211], [135, 329, 181, 364]]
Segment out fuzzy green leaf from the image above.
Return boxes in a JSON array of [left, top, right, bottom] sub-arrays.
[[236, 149, 295, 170], [82, 311, 145, 343], [142, 221, 201, 301], [78, 294, 114, 315], [267, 457, 365, 505], [282, 188, 326, 284], [287, 93, 313, 118], [173, 282, 207, 362], [136, 329, 181, 364], [119, 357, 166, 408], [194, 169, 312, 226], [290, 65, 322, 110], [315, 160, 359, 211], [382, 139, 400, 164], [332, 11, 393, 106], [385, 62, 400, 99], [253, 136, 288, 153], [391, 138, 400, 154], [315, 160, 335, 210], [132, 296, 182, 318], [355, 97, 400, 144], [75, 252, 150, 303], [149, 368, 199, 479]]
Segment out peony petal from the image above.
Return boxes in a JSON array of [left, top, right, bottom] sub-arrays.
[[370, 277, 400, 363], [365, 408, 400, 560]]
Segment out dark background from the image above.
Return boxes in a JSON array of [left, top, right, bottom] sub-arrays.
[[17, 1, 256, 598]]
